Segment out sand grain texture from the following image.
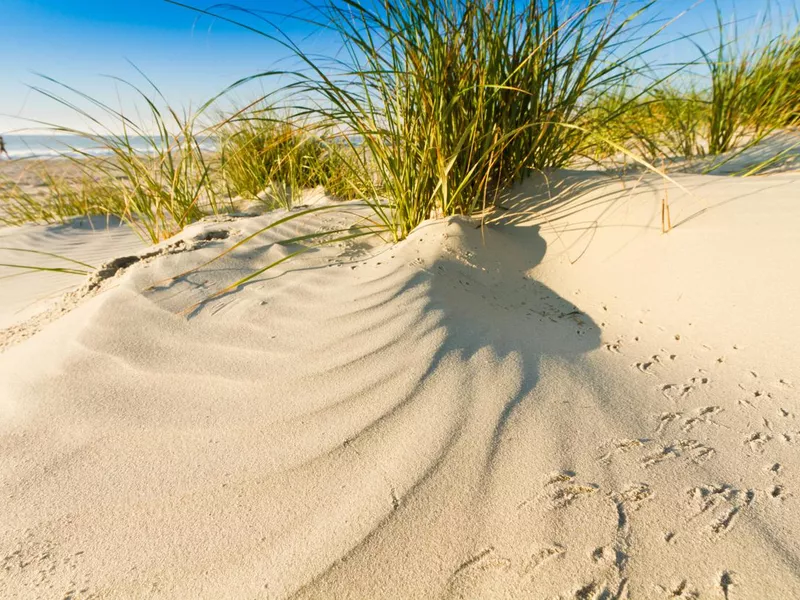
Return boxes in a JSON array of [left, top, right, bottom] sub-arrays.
[[1, 171, 799, 599]]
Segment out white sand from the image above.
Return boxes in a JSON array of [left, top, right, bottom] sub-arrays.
[[0, 216, 147, 330], [1, 170, 799, 599]]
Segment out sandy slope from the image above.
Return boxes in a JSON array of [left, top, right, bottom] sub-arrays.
[[0, 216, 147, 330], [1, 170, 799, 599]]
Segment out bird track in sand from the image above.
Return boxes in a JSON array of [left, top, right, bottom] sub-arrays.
[[586, 311, 799, 598]]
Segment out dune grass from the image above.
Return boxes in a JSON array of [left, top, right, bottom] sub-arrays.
[[21, 73, 231, 243], [178, 0, 665, 241], [72, 0, 799, 304], [701, 11, 781, 155], [3, 0, 800, 301], [589, 77, 706, 165], [691, 9, 800, 173], [621, 8, 800, 169], [582, 2, 800, 173], [1, 84, 364, 243], [6, 1, 797, 241], [218, 108, 363, 206], [0, 165, 124, 226], [219, 113, 316, 207], [632, 85, 707, 162]]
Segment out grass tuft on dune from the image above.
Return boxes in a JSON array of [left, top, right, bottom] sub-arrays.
[[203, 0, 660, 240], [1, 0, 799, 280]]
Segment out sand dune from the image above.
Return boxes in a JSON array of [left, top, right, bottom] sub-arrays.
[[1, 170, 799, 598], [0, 216, 146, 331]]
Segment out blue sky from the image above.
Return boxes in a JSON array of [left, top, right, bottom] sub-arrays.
[[0, 0, 329, 133], [0, 0, 789, 134]]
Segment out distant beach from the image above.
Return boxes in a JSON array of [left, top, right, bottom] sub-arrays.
[[0, 134, 216, 160]]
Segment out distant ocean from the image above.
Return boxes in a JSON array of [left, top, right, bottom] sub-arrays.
[[0, 134, 217, 160]]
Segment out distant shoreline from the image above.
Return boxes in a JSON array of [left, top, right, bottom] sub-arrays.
[[0, 134, 217, 161]]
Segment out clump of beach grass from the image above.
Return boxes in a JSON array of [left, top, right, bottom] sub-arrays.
[[218, 108, 363, 206], [27, 72, 230, 243], [0, 164, 124, 226], [696, 7, 800, 164], [632, 84, 707, 162], [8, 1, 800, 301], [586, 4, 800, 172], [588, 77, 707, 165], [179, 0, 663, 241]]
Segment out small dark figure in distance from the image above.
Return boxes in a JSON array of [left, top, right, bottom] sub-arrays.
[[0, 136, 9, 159]]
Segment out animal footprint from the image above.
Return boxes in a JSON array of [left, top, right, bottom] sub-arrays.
[[528, 472, 599, 510], [681, 406, 723, 432], [598, 439, 647, 462], [447, 542, 570, 593], [643, 446, 677, 468], [445, 546, 512, 591], [738, 397, 756, 409], [780, 431, 800, 444], [617, 482, 653, 506], [546, 471, 576, 485], [710, 507, 743, 535], [719, 571, 735, 600], [642, 440, 715, 468], [687, 484, 754, 537], [524, 544, 566, 574], [591, 546, 612, 563], [549, 483, 599, 510], [635, 361, 657, 376], [770, 485, 786, 501], [744, 432, 771, 454], [655, 412, 682, 434], [688, 484, 736, 515], [573, 580, 616, 599], [660, 377, 710, 402], [656, 580, 699, 598]]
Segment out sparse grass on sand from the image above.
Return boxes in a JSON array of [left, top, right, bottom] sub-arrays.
[[0, 164, 122, 226], [699, 9, 800, 158], [218, 108, 363, 206], [592, 7, 800, 171], [2, 0, 800, 257], [216, 0, 662, 241], [14, 73, 230, 244]]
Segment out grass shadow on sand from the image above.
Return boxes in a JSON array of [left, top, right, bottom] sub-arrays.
[[154, 214, 602, 595], [279, 219, 602, 597], [408, 220, 602, 460]]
